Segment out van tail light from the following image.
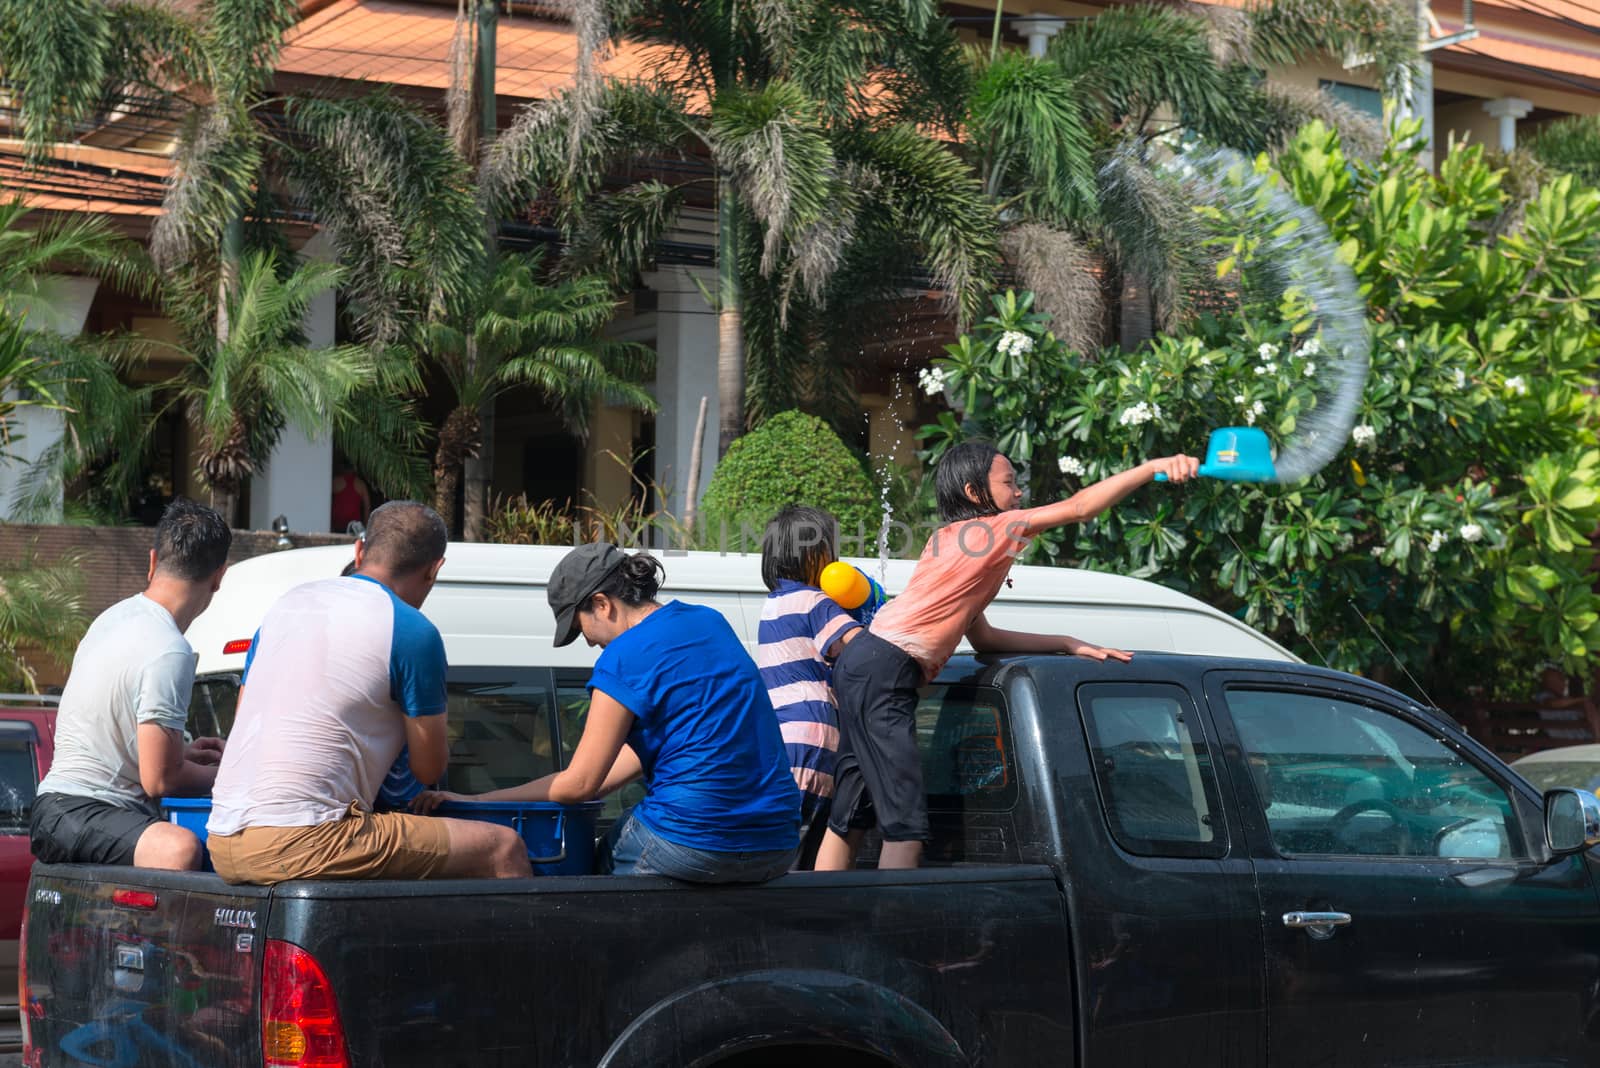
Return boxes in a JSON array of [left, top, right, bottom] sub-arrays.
[[223, 638, 253, 655], [261, 939, 350, 1068]]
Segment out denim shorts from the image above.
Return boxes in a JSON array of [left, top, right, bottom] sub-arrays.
[[605, 812, 797, 883]]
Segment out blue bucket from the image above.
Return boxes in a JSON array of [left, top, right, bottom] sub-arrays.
[[161, 797, 214, 871], [434, 800, 603, 876]]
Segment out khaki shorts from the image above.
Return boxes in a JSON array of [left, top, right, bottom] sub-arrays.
[[209, 802, 452, 885]]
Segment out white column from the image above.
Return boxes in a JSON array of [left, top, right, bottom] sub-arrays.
[[641, 267, 719, 522], [1483, 97, 1534, 151], [0, 275, 100, 521], [1016, 13, 1065, 58], [247, 234, 334, 533]]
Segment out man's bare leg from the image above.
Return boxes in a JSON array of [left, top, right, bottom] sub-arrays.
[[439, 819, 532, 878], [133, 822, 204, 870]]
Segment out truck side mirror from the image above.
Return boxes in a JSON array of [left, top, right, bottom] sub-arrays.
[[1545, 788, 1600, 855]]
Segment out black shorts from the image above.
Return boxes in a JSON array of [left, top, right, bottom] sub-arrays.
[[828, 632, 929, 842], [31, 792, 160, 866]]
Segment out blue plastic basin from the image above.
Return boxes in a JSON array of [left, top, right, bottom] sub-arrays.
[[434, 800, 604, 876]]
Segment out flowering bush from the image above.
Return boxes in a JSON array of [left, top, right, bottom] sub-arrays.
[[920, 123, 1600, 699]]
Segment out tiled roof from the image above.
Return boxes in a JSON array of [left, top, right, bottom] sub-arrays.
[[1435, 1, 1600, 95], [279, 0, 657, 100], [0, 142, 170, 216]]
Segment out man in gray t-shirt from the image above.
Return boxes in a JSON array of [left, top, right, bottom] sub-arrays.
[[32, 499, 232, 869]]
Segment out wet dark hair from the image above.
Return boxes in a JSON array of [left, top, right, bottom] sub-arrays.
[[360, 501, 447, 575], [588, 551, 664, 608], [936, 441, 1005, 522], [761, 506, 839, 591], [153, 498, 231, 581], [340, 558, 357, 577]]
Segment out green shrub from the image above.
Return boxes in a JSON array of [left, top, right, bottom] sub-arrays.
[[699, 410, 882, 551]]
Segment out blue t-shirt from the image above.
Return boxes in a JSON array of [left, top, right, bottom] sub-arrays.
[[589, 600, 800, 853]]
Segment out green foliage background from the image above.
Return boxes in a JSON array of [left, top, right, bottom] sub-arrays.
[[698, 410, 883, 551], [922, 123, 1600, 701]]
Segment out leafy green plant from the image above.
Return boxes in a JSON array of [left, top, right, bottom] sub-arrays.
[[921, 122, 1600, 700], [698, 410, 882, 552], [0, 549, 86, 693]]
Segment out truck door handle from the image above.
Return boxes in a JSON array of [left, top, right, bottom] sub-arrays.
[[1282, 911, 1352, 939]]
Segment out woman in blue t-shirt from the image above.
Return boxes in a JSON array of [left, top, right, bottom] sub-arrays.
[[420, 543, 801, 882]]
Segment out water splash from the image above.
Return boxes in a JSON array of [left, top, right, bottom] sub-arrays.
[[873, 372, 908, 582], [1169, 148, 1371, 483]]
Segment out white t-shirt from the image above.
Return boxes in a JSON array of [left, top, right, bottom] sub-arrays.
[[206, 575, 448, 836], [38, 594, 196, 815]]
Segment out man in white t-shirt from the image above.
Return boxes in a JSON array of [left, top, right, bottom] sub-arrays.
[[32, 499, 232, 869], [205, 501, 528, 884]]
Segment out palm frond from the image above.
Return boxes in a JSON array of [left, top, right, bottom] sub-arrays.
[[0, 0, 116, 162], [968, 50, 1095, 219], [711, 80, 838, 282], [1049, 5, 1229, 134], [150, 103, 263, 269], [1095, 145, 1201, 332], [1000, 223, 1104, 355], [1265, 83, 1385, 163], [842, 123, 999, 326], [0, 549, 87, 692], [1246, 0, 1417, 96]]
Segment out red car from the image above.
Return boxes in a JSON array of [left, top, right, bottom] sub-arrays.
[[0, 698, 55, 997]]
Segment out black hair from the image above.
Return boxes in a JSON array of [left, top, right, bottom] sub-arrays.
[[340, 558, 357, 577], [153, 498, 232, 581], [588, 551, 664, 608], [761, 505, 839, 591], [360, 501, 447, 575], [936, 441, 1005, 522]]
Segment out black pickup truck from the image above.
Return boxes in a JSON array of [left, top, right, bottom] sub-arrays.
[[20, 653, 1600, 1068]]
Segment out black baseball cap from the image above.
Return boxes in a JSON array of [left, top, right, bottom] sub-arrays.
[[548, 542, 627, 647]]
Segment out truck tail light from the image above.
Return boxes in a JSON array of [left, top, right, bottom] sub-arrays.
[[261, 939, 350, 1068], [18, 901, 33, 1067], [223, 638, 253, 655]]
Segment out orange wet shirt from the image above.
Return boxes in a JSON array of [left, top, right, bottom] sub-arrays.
[[870, 510, 1032, 682]]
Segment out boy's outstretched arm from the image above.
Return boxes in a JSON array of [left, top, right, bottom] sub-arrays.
[[966, 613, 1132, 662], [1018, 454, 1198, 538]]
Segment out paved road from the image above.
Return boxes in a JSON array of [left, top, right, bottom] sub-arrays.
[[0, 1052, 20, 1067]]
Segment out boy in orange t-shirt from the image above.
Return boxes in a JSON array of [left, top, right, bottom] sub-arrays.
[[815, 441, 1199, 870]]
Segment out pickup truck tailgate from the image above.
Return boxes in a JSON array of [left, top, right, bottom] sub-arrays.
[[23, 864, 270, 1068]]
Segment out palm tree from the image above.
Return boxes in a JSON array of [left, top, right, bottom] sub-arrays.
[[0, 550, 86, 694], [960, 1, 1417, 350], [0, 0, 434, 516], [159, 250, 403, 523], [423, 251, 654, 529], [284, 89, 658, 537], [481, 0, 997, 453], [0, 200, 155, 518]]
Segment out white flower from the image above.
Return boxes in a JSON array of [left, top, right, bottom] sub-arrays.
[[1233, 393, 1247, 405], [1254, 361, 1278, 375], [1459, 522, 1484, 543], [1505, 375, 1527, 396], [1395, 337, 1407, 351], [1303, 362, 1316, 378], [1427, 529, 1446, 553], [1351, 424, 1376, 447], [1252, 400, 1266, 415], [1198, 353, 1213, 367], [996, 331, 1035, 358], [917, 366, 947, 397], [1452, 368, 1466, 389], [1299, 337, 1323, 357], [1371, 545, 1385, 559], [1119, 401, 1159, 427], [1245, 408, 1257, 426], [1258, 342, 1279, 360], [1058, 455, 1087, 477]]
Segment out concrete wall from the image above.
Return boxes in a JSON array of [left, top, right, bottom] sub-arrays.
[[641, 266, 719, 520]]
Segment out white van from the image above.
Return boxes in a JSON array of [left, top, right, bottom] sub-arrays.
[[182, 543, 1295, 795]]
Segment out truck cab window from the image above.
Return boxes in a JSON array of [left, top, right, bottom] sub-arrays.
[[919, 685, 1016, 810], [1077, 683, 1225, 858], [1224, 689, 1522, 860], [442, 669, 560, 793], [0, 727, 37, 833], [188, 673, 241, 738]]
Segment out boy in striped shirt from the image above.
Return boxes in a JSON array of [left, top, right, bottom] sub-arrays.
[[757, 506, 864, 866]]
